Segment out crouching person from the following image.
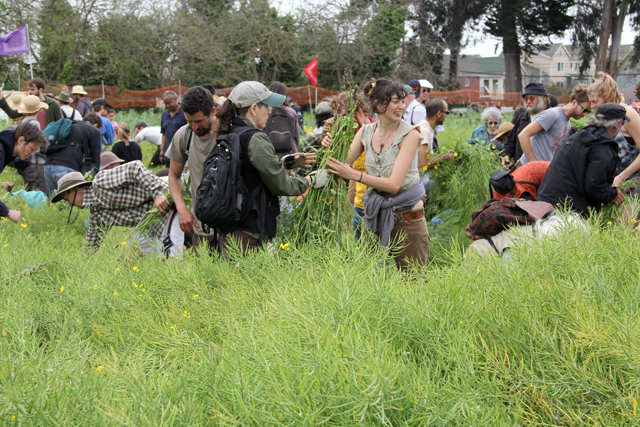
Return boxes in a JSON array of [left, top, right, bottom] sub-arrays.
[[469, 103, 627, 257], [51, 160, 184, 257]]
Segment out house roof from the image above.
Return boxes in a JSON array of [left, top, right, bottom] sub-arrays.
[[443, 54, 547, 78], [536, 43, 564, 58]]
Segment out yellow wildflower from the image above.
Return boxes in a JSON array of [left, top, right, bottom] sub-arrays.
[[95, 366, 104, 371], [454, 153, 458, 157], [20, 224, 27, 228], [121, 241, 127, 246], [60, 286, 64, 292], [170, 325, 176, 329], [3, 244, 7, 248], [280, 243, 290, 250], [183, 311, 190, 317], [113, 291, 119, 296], [93, 285, 98, 290], [607, 221, 612, 225], [193, 294, 199, 299]]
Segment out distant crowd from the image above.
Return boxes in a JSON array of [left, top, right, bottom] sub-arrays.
[[1, 73, 640, 268]]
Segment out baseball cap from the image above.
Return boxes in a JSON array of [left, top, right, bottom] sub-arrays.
[[408, 79, 421, 97], [92, 97, 112, 108], [228, 81, 285, 108], [595, 103, 631, 122]]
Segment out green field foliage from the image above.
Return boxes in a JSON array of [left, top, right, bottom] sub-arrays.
[[1, 110, 639, 425]]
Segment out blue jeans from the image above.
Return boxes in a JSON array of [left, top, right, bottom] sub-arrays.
[[45, 165, 76, 195], [352, 206, 365, 242]]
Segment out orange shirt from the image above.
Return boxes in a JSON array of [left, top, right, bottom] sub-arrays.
[[493, 161, 550, 200]]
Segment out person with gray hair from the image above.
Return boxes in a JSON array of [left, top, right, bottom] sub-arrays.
[[159, 89, 187, 167], [467, 107, 503, 151], [537, 103, 628, 217]]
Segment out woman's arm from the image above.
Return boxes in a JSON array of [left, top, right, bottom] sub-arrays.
[[327, 129, 420, 194], [614, 106, 640, 186]]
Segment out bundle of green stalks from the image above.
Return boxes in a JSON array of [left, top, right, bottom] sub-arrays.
[[284, 89, 359, 246]]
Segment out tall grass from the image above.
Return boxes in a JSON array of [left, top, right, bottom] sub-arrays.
[[1, 109, 638, 424]]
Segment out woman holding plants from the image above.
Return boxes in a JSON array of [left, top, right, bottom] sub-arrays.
[[324, 79, 428, 270], [588, 73, 640, 188]]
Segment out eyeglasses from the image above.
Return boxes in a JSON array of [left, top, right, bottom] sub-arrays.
[[577, 100, 591, 114], [486, 121, 499, 127], [26, 143, 39, 154], [441, 110, 450, 115], [523, 95, 539, 102]]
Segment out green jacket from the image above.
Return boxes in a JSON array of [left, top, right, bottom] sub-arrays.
[[0, 94, 63, 125]]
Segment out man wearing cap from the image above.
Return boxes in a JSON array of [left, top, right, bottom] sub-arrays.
[[43, 116, 102, 194], [166, 86, 218, 251], [403, 80, 427, 126], [56, 91, 83, 121], [92, 97, 115, 146], [215, 81, 316, 253], [71, 86, 92, 118], [517, 85, 591, 166], [501, 82, 549, 168], [159, 90, 187, 168], [51, 161, 183, 257], [0, 122, 48, 222], [537, 103, 628, 216]]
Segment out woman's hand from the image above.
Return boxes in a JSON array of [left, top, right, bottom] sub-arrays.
[[327, 157, 358, 181], [613, 174, 625, 188], [321, 134, 332, 148]]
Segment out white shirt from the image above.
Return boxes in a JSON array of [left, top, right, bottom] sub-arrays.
[[60, 105, 83, 121], [135, 126, 162, 146], [403, 100, 426, 126]]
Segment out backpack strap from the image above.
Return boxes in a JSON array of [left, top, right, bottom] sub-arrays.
[[514, 180, 540, 187], [61, 108, 67, 119], [184, 126, 194, 157]]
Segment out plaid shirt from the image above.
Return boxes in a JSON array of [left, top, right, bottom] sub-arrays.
[[83, 160, 169, 249]]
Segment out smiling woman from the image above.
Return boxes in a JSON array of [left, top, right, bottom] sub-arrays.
[[326, 79, 429, 270]]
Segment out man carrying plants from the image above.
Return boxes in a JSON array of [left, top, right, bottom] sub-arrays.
[[51, 161, 183, 257], [0, 123, 48, 223]]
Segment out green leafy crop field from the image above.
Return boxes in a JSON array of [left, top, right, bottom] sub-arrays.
[[0, 110, 638, 425]]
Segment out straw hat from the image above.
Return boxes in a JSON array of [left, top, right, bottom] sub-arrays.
[[71, 85, 87, 95], [17, 95, 49, 115], [491, 122, 515, 141], [6, 92, 25, 111], [51, 172, 91, 203], [99, 151, 124, 171]]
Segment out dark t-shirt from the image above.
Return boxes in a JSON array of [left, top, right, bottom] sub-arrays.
[[160, 108, 187, 155], [112, 140, 143, 164]]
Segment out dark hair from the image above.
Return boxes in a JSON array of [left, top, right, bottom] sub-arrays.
[[269, 82, 289, 106], [135, 122, 147, 131], [426, 98, 447, 118], [28, 78, 45, 91], [569, 84, 589, 104], [549, 95, 559, 107], [14, 122, 47, 147], [108, 108, 116, 115], [362, 78, 376, 97], [201, 84, 216, 96], [368, 79, 407, 115], [182, 86, 215, 117], [216, 99, 264, 135], [84, 112, 103, 128], [315, 112, 333, 129]]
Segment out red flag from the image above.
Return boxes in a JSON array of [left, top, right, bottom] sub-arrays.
[[304, 57, 318, 88]]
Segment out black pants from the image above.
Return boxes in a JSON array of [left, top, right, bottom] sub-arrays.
[[17, 163, 50, 197], [149, 147, 162, 168]]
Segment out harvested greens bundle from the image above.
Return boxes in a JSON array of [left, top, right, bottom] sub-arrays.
[[284, 90, 359, 245], [133, 186, 192, 236]]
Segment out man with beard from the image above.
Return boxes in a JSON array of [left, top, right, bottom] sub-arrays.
[[166, 86, 218, 251], [501, 82, 549, 169]]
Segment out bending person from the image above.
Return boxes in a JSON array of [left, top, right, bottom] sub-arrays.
[[324, 79, 429, 270]]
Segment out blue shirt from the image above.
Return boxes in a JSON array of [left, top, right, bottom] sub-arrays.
[[160, 108, 187, 155], [101, 117, 114, 146], [467, 124, 502, 152]]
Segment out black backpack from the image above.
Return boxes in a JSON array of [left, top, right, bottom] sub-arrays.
[[264, 107, 296, 154], [489, 169, 539, 198], [194, 127, 267, 241]]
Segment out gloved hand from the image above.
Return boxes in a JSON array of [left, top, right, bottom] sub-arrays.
[[310, 169, 330, 188], [283, 153, 309, 170]]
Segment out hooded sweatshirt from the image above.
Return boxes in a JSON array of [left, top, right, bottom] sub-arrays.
[[537, 125, 619, 216], [0, 127, 16, 217]]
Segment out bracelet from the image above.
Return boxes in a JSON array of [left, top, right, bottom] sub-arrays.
[[358, 171, 363, 182]]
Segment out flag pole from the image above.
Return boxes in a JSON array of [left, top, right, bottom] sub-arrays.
[[26, 24, 33, 79], [307, 85, 312, 113]]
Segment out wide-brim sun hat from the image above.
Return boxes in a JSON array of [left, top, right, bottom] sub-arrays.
[[17, 95, 49, 115], [228, 81, 285, 108], [71, 85, 87, 95], [6, 92, 25, 111], [55, 91, 72, 103], [99, 151, 124, 171], [491, 122, 515, 141], [51, 172, 91, 204], [315, 101, 332, 115]]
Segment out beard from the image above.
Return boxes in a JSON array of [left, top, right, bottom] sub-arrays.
[[525, 97, 546, 114], [193, 122, 212, 136]]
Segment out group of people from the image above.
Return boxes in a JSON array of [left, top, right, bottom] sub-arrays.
[[1, 73, 640, 269]]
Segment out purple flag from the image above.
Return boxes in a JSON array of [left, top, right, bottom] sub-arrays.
[[0, 25, 30, 56]]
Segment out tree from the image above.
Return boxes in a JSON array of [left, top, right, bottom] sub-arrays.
[[571, 0, 640, 78], [484, 0, 573, 92]]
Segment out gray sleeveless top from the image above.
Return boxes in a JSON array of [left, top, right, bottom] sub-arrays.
[[361, 120, 421, 193]]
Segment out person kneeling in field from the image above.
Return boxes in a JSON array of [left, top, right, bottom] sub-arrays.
[[51, 161, 184, 257], [0, 123, 48, 223]]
